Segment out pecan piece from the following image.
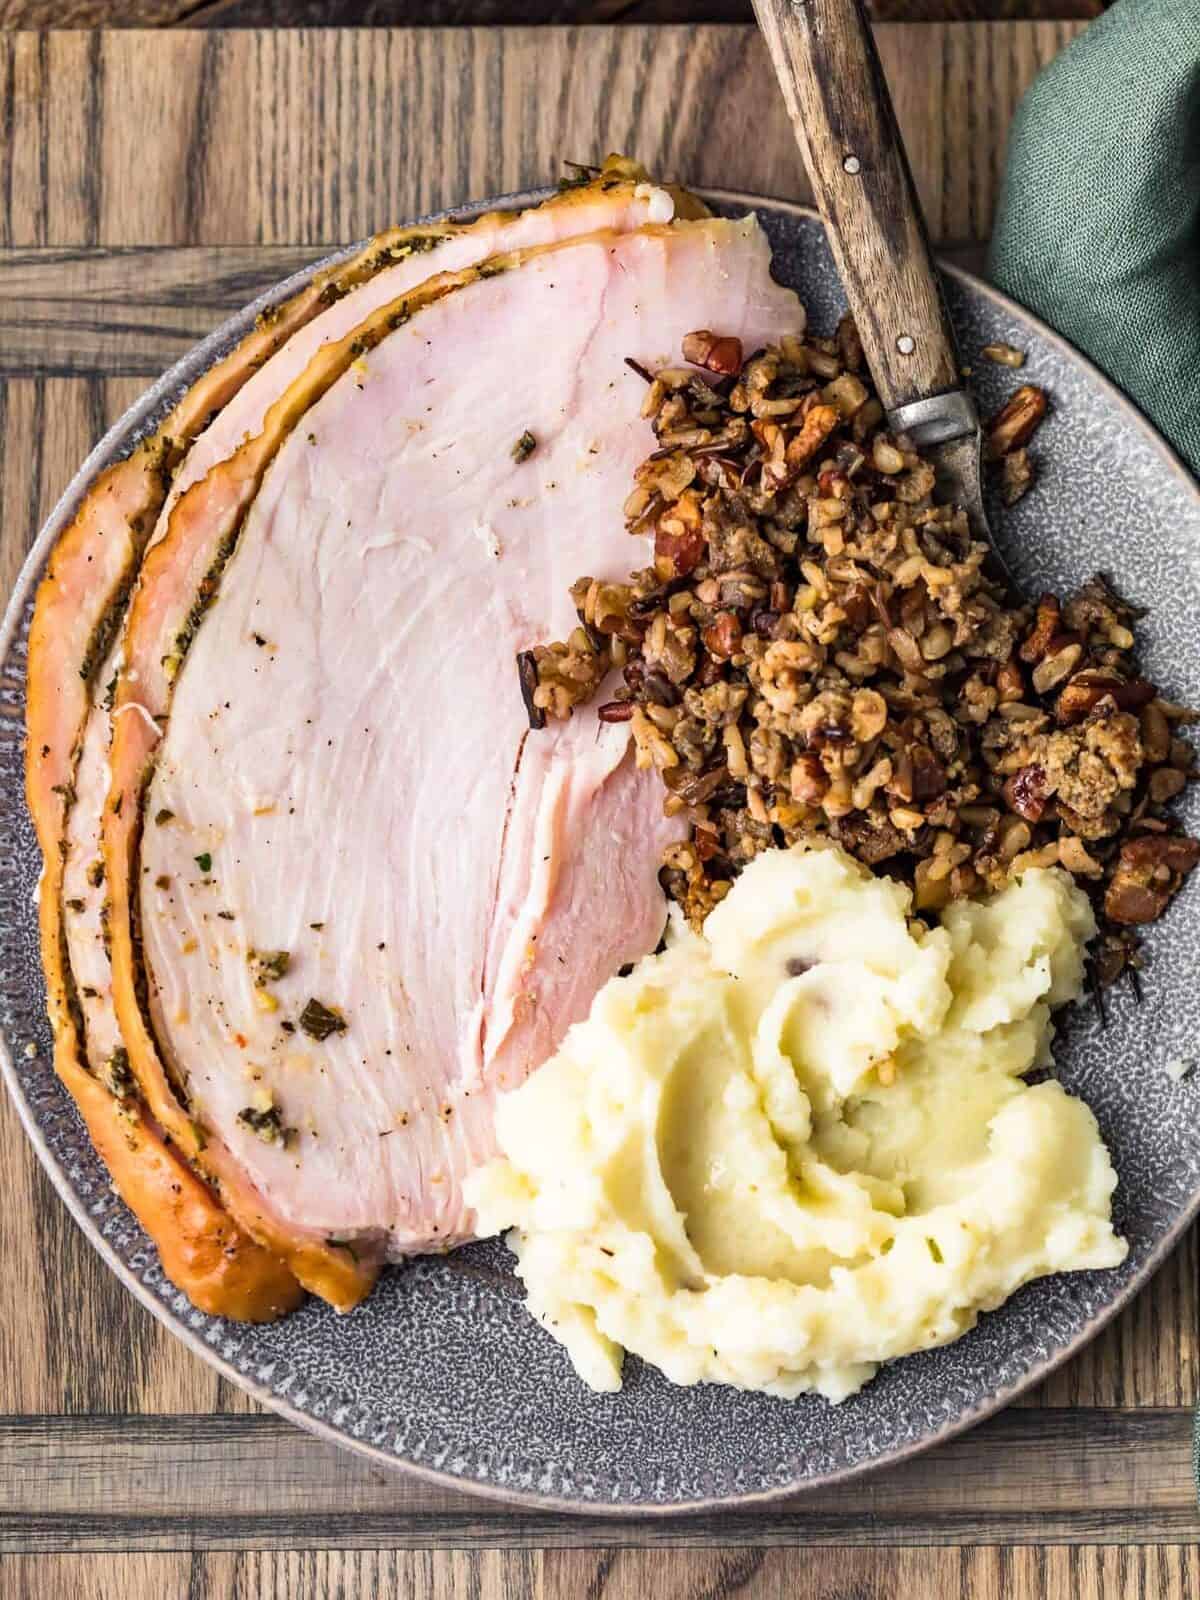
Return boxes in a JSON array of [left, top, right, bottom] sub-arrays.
[[1149, 766, 1187, 803], [996, 656, 1026, 703], [986, 384, 1048, 459], [681, 329, 744, 377], [909, 746, 947, 802], [654, 489, 705, 579], [693, 823, 722, 862], [703, 612, 743, 660], [1056, 670, 1155, 724], [1105, 833, 1200, 925], [1000, 448, 1034, 507], [1140, 701, 1172, 764], [789, 753, 828, 806], [981, 342, 1026, 369], [784, 404, 839, 472], [1119, 834, 1200, 875], [1020, 594, 1061, 663], [1031, 640, 1083, 696]]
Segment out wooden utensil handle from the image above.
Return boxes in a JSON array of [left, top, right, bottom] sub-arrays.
[[753, 0, 961, 412]]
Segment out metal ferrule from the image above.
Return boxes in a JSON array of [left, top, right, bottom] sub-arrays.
[[887, 389, 979, 449]]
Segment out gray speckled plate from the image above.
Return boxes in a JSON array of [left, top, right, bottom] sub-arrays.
[[2, 192, 1199, 1515]]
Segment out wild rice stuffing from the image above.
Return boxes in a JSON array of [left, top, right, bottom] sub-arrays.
[[524, 319, 1199, 984]]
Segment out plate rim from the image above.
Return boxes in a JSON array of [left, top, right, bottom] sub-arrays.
[[2, 187, 1198, 1518]]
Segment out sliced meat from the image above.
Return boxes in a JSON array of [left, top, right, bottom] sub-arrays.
[[37, 162, 676, 1319], [150, 161, 697, 537], [23, 208, 418, 1320], [105, 259, 486, 1308], [67, 164, 685, 1085], [107, 214, 805, 1295]]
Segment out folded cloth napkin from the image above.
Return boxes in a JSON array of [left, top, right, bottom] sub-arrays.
[[989, 0, 1200, 476], [990, 0, 1200, 1498]]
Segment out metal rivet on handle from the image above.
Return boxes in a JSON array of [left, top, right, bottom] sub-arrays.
[[842, 154, 861, 175], [896, 334, 916, 354]]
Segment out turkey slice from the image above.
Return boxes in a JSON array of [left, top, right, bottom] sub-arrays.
[[108, 214, 806, 1304]]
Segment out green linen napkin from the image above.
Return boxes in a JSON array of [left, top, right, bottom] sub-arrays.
[[988, 0, 1200, 477], [990, 0, 1200, 1498]]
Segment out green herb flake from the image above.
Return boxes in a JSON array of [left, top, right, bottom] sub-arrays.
[[236, 1103, 296, 1148], [511, 430, 537, 464], [927, 1237, 944, 1264], [249, 948, 291, 985], [103, 1047, 134, 1100], [299, 997, 348, 1041], [556, 169, 593, 192], [194, 852, 212, 874]]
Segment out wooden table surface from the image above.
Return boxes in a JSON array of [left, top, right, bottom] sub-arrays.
[[0, 0, 1112, 30], [1, 24, 1198, 1600]]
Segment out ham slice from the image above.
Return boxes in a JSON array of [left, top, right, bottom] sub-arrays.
[[35, 162, 681, 1318], [105, 215, 805, 1303]]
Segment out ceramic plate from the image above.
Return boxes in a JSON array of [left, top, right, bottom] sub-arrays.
[[2, 192, 1198, 1514]]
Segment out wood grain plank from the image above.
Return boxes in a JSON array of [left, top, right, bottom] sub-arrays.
[[0, 1550, 546, 1600], [3, 1545, 1200, 1600], [0, 1409, 1196, 1551], [0, 1553, 195, 1600], [3, 1545, 1197, 1600], [0, 0, 1109, 23], [0, 247, 326, 378], [544, 1545, 1200, 1600], [0, 25, 1086, 250]]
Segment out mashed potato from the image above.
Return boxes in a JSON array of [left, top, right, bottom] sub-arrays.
[[466, 846, 1127, 1400]]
